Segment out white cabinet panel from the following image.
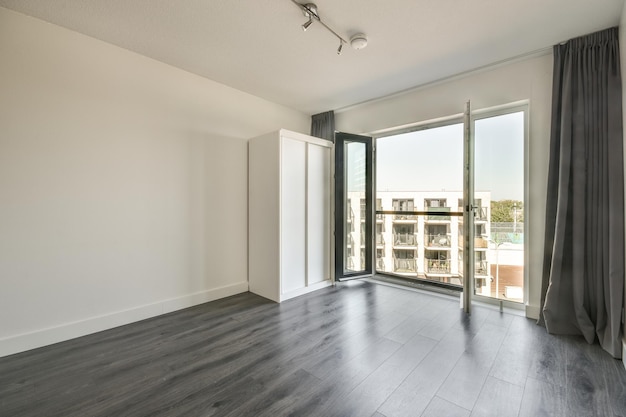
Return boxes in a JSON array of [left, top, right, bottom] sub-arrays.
[[280, 138, 306, 294], [307, 143, 331, 285]]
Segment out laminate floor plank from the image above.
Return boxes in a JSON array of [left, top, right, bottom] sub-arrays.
[[421, 396, 471, 417], [469, 376, 524, 417], [1, 280, 625, 417]]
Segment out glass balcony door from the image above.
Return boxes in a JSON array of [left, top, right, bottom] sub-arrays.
[[473, 107, 526, 304], [372, 103, 527, 311], [334, 132, 373, 280], [374, 121, 465, 291]]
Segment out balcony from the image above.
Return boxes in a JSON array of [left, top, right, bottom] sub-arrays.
[[346, 207, 354, 223], [457, 206, 489, 222], [376, 233, 385, 247], [475, 236, 488, 249], [475, 260, 489, 276], [393, 258, 417, 273], [376, 258, 385, 270], [425, 207, 451, 221], [425, 234, 451, 248], [426, 259, 451, 274], [393, 213, 417, 221], [393, 233, 417, 247], [475, 206, 489, 221]]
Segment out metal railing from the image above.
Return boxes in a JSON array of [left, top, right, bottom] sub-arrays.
[[425, 234, 451, 248], [376, 258, 385, 270], [475, 260, 489, 275], [393, 213, 417, 221], [393, 233, 417, 246], [426, 259, 451, 274], [425, 207, 451, 221], [393, 258, 417, 272]]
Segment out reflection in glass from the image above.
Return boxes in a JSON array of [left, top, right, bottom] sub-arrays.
[[345, 141, 366, 273]]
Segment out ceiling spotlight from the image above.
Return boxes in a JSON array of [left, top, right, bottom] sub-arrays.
[[302, 18, 313, 31], [337, 42, 343, 55]]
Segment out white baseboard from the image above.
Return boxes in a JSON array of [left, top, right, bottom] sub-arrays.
[[0, 281, 249, 358], [525, 304, 540, 320]]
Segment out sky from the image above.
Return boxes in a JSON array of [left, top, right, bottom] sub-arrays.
[[375, 111, 524, 201]]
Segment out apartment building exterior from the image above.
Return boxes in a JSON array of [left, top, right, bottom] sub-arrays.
[[347, 190, 493, 296]]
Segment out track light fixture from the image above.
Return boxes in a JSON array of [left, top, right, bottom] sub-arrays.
[[290, 1, 367, 54]]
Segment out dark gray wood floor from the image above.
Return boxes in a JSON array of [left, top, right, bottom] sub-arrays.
[[1, 280, 625, 417]]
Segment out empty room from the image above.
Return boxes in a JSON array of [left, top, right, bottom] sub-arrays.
[[1, 1, 626, 416]]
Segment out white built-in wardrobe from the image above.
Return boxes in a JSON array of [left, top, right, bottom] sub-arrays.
[[248, 129, 333, 302]]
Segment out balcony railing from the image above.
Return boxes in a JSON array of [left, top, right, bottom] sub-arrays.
[[425, 234, 451, 248], [426, 259, 451, 274], [475, 237, 488, 248], [425, 207, 451, 221], [347, 207, 354, 223], [475, 206, 488, 221], [393, 213, 417, 221], [393, 233, 417, 246], [376, 258, 385, 270], [393, 258, 417, 272], [475, 260, 489, 276]]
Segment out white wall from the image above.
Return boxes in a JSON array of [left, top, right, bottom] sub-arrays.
[[619, 3, 626, 367], [336, 54, 553, 319], [0, 7, 309, 357]]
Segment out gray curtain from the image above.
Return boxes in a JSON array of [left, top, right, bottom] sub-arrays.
[[311, 110, 335, 141], [541, 27, 624, 358]]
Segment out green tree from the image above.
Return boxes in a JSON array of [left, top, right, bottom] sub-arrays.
[[490, 200, 523, 222]]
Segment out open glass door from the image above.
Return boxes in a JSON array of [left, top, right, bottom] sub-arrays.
[[473, 106, 526, 305], [374, 120, 466, 292], [335, 132, 373, 280]]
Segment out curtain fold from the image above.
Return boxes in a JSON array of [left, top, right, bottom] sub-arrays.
[[311, 110, 335, 141], [541, 27, 624, 358]]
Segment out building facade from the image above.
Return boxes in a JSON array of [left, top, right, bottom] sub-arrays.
[[346, 190, 493, 296]]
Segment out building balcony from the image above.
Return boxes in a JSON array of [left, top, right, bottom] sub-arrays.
[[456, 236, 489, 249], [475, 260, 489, 276], [425, 207, 451, 222], [393, 214, 417, 222], [475, 236, 488, 249], [425, 234, 451, 248], [376, 258, 385, 270], [457, 206, 488, 222], [393, 233, 417, 247], [457, 259, 490, 277], [376, 233, 385, 247], [393, 258, 417, 273], [426, 259, 451, 275], [346, 207, 354, 223]]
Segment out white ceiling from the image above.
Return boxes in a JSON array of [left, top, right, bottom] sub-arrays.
[[0, 0, 623, 114]]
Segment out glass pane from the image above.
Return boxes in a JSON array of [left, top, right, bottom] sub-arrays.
[[375, 124, 463, 286], [345, 141, 366, 273], [474, 111, 524, 302]]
